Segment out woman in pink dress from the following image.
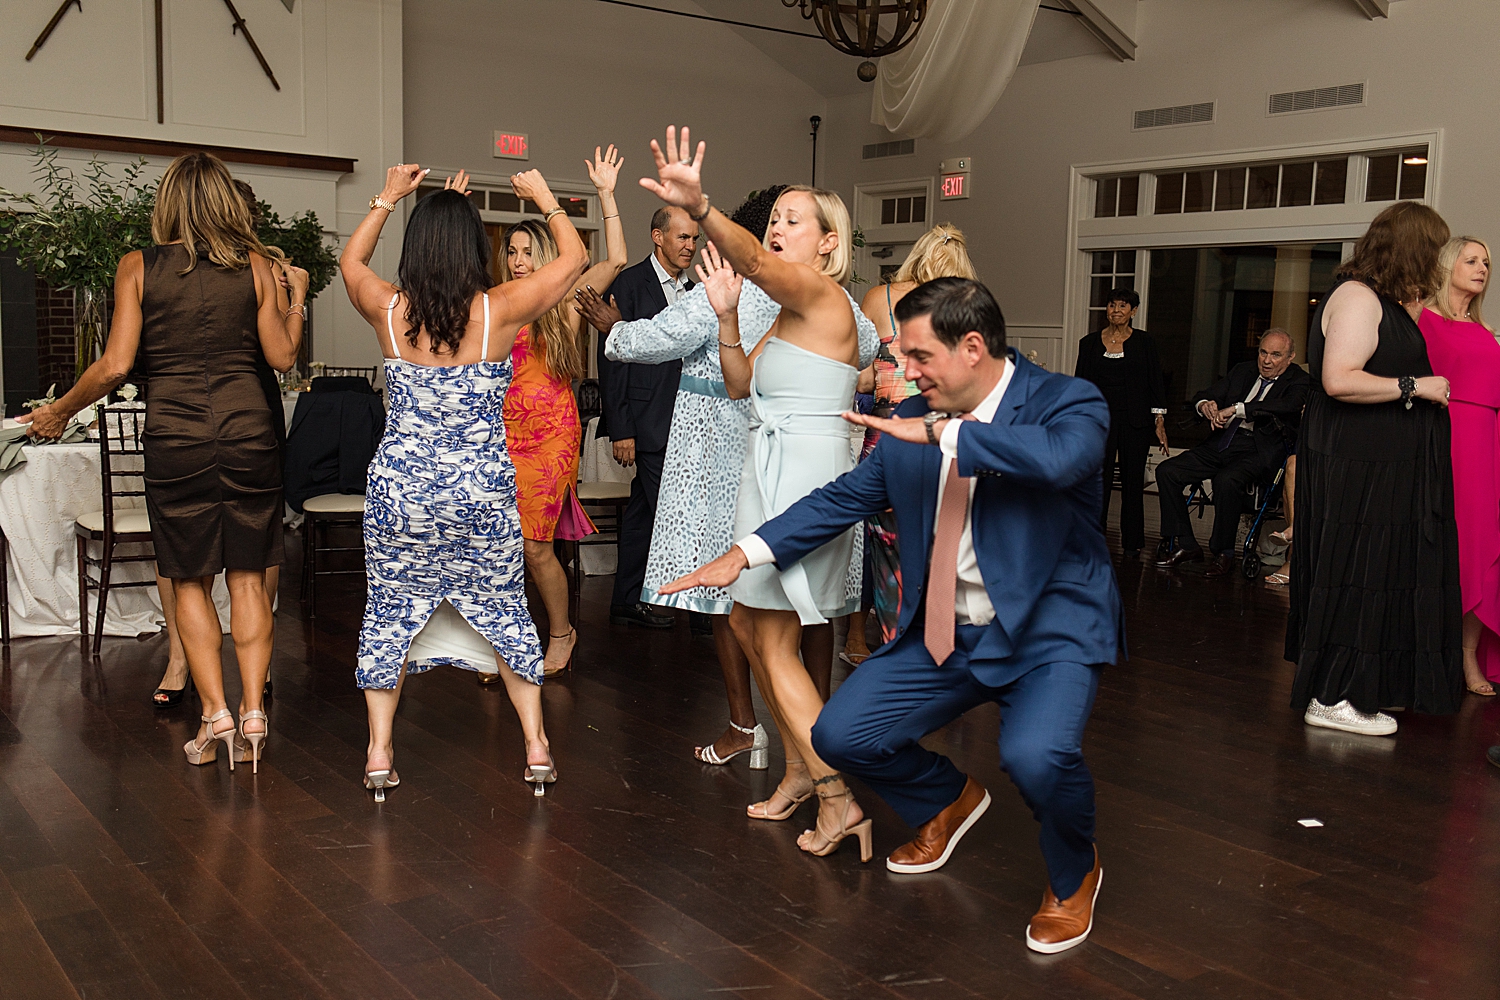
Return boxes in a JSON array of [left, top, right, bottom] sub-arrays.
[[1420, 235, 1499, 696]]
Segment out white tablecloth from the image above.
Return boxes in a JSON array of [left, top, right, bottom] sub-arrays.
[[0, 441, 231, 638], [578, 416, 634, 576]]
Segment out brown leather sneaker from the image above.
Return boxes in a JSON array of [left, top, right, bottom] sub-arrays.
[[886, 775, 991, 874], [1025, 848, 1102, 954]]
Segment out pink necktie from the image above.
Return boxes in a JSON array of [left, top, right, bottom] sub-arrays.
[[925, 453, 970, 666]]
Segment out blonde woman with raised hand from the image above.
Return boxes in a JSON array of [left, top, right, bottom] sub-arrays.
[[647, 126, 873, 862], [493, 145, 629, 678]]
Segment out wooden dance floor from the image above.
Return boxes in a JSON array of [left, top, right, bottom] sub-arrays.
[[1, 526, 1497, 1000]]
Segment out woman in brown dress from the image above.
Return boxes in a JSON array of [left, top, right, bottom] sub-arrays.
[[25, 152, 306, 772]]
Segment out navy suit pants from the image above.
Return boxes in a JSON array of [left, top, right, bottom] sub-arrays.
[[811, 624, 1101, 899]]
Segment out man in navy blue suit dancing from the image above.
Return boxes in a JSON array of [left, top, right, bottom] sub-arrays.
[[662, 278, 1122, 953]]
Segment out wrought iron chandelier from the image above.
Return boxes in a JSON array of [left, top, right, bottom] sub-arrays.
[[782, 0, 929, 59]]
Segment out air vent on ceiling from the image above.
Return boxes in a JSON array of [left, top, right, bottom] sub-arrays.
[[1132, 102, 1215, 130], [1268, 83, 1365, 115], [863, 139, 916, 160]]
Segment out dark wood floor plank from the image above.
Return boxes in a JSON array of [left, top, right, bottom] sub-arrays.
[[0, 868, 84, 1000]]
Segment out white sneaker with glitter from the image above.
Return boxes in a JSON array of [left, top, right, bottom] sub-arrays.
[[1304, 699, 1398, 736]]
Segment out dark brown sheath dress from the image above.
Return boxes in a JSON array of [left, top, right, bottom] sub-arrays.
[[138, 245, 284, 578]]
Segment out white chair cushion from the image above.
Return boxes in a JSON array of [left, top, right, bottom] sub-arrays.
[[577, 481, 632, 501], [303, 493, 367, 514], [76, 509, 151, 533]]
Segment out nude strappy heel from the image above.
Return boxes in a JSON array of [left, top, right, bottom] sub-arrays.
[[238, 710, 268, 774], [747, 760, 813, 821], [184, 709, 238, 766], [797, 782, 873, 863]]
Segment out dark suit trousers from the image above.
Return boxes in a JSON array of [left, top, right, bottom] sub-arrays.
[[1102, 415, 1153, 552], [611, 446, 666, 608], [1154, 436, 1265, 554], [811, 625, 1101, 900]]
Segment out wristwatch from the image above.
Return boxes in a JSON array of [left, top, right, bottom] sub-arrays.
[[924, 410, 950, 446], [369, 195, 396, 212]]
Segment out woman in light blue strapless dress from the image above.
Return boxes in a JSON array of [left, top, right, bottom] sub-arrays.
[[338, 163, 588, 801], [647, 128, 874, 863]]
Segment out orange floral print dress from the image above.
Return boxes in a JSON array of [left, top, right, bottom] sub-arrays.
[[503, 326, 582, 541]]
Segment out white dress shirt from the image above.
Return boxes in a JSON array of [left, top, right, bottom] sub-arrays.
[[737, 358, 1014, 628], [649, 251, 692, 306], [1197, 372, 1276, 430]]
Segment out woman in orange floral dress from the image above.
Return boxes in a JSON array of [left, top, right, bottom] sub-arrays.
[[499, 145, 628, 675]]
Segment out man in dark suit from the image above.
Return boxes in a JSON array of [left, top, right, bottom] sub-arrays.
[[1155, 328, 1311, 576], [595, 206, 699, 627], [662, 278, 1122, 954]]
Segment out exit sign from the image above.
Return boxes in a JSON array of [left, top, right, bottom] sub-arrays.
[[493, 131, 529, 160], [940, 172, 969, 200]]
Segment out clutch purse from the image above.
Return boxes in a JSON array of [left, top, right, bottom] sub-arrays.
[[554, 486, 597, 541]]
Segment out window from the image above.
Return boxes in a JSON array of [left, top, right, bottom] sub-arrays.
[[417, 185, 589, 217], [1088, 250, 1137, 333], [1153, 158, 1349, 215], [880, 195, 927, 225], [1094, 174, 1139, 218], [1365, 146, 1428, 201]]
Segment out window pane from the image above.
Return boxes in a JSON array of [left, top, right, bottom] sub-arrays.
[[1090, 276, 1115, 308], [1399, 149, 1429, 199], [559, 197, 589, 218], [489, 190, 522, 213], [1279, 162, 1313, 207], [912, 196, 927, 223], [1092, 251, 1115, 275], [1115, 250, 1136, 275], [1117, 176, 1139, 217], [1247, 165, 1279, 209], [1089, 307, 1106, 332], [1155, 172, 1184, 214], [1095, 177, 1118, 218], [1366, 154, 1398, 201], [881, 198, 896, 225], [896, 197, 912, 224], [1215, 168, 1245, 211], [1313, 159, 1347, 205], [1184, 170, 1214, 213]]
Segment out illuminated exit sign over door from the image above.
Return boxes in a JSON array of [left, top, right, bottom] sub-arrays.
[[493, 131, 529, 160], [939, 156, 970, 201]]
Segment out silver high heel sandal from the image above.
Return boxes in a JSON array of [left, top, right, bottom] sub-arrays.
[[238, 710, 268, 774], [184, 708, 238, 767], [364, 765, 400, 802], [695, 721, 769, 769], [524, 761, 557, 797]]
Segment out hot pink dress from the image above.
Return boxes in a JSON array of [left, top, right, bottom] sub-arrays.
[[1420, 308, 1500, 682]]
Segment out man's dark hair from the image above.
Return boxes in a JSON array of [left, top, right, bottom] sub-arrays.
[[894, 277, 1006, 357], [730, 184, 788, 241], [1107, 287, 1139, 309], [650, 206, 679, 235]]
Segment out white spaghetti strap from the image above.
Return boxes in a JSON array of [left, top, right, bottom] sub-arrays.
[[385, 292, 403, 359], [480, 292, 491, 361]]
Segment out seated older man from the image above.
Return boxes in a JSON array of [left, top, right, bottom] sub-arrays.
[[1155, 329, 1310, 577]]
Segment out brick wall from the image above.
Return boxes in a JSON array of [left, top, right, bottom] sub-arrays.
[[35, 278, 77, 395]]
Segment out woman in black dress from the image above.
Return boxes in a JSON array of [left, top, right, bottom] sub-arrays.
[[25, 152, 305, 770], [1074, 288, 1169, 557], [1288, 201, 1463, 736]]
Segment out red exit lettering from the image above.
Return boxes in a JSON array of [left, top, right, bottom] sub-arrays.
[[493, 132, 530, 160], [940, 173, 968, 199]]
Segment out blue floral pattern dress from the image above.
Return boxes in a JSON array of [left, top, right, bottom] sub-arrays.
[[355, 293, 543, 689]]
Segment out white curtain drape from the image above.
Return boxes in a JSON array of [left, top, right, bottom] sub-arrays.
[[871, 0, 1040, 141]]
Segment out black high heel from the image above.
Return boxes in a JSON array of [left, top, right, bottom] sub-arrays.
[[152, 675, 193, 710]]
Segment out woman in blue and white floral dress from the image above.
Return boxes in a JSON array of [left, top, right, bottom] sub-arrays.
[[339, 164, 588, 800]]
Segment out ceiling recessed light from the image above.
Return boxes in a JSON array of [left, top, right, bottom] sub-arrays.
[[1403, 156, 1428, 166]]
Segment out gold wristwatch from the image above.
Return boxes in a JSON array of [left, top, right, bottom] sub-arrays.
[[369, 195, 396, 212]]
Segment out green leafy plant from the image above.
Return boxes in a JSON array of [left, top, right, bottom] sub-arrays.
[[253, 200, 338, 298]]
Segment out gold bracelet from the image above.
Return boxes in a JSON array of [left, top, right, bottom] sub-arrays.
[[544, 207, 566, 222], [718, 338, 741, 348], [285, 303, 306, 319]]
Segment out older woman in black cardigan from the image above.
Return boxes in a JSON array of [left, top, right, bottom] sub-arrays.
[[1074, 288, 1169, 557]]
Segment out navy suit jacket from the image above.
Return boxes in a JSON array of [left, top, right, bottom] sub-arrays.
[[755, 352, 1125, 686], [595, 256, 691, 451]]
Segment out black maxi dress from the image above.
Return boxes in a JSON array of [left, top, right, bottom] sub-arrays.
[[1286, 279, 1463, 714]]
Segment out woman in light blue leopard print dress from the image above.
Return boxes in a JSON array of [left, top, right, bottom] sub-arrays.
[[339, 163, 588, 801]]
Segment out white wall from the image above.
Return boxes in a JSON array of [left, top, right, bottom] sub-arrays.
[[824, 0, 1492, 372], [402, 0, 830, 261], [0, 0, 403, 368]]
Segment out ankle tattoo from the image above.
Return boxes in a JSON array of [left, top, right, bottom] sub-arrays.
[[812, 773, 843, 787]]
